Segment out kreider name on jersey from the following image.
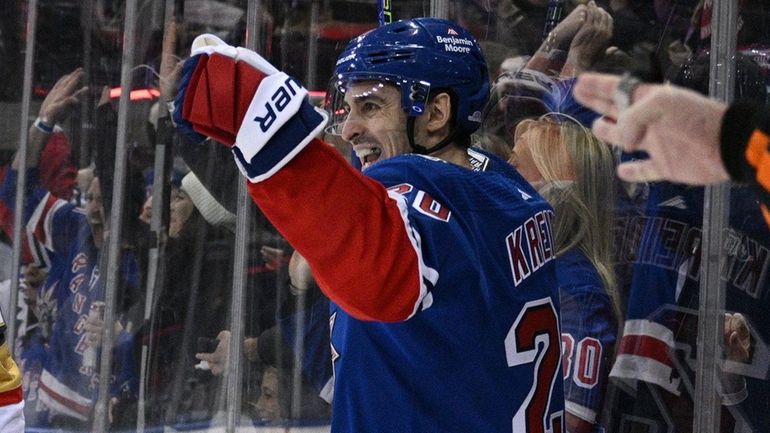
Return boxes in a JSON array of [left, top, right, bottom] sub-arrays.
[[507, 209, 555, 286]]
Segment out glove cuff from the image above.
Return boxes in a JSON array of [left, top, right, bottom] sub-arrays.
[[173, 54, 209, 144], [233, 99, 328, 182]]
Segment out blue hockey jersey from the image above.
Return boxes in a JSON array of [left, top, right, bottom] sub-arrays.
[[1, 168, 139, 422], [248, 141, 564, 433], [557, 248, 617, 432], [611, 183, 770, 432], [276, 293, 334, 402], [19, 330, 50, 427]]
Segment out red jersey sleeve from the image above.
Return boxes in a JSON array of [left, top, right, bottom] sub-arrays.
[[247, 139, 424, 322]]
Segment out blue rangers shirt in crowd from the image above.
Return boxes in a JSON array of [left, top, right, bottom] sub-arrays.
[[609, 183, 770, 432], [557, 248, 618, 433], [1, 167, 139, 424]]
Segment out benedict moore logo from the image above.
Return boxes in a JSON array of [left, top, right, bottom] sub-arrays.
[[253, 76, 303, 133]]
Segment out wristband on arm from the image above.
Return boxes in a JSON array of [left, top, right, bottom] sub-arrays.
[[33, 116, 54, 134]]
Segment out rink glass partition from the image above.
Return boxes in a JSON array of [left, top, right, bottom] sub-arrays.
[[0, 0, 767, 432]]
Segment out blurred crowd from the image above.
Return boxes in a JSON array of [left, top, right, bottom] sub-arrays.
[[0, 0, 769, 432]]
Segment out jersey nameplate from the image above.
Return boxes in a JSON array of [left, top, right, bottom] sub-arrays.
[[506, 210, 555, 286]]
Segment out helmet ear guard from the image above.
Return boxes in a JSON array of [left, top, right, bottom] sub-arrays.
[[406, 81, 431, 116]]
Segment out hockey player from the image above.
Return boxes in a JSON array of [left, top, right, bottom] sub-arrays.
[[174, 18, 564, 433]]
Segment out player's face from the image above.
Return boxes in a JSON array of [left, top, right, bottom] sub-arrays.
[[169, 187, 194, 238], [340, 81, 411, 169], [509, 120, 544, 184]]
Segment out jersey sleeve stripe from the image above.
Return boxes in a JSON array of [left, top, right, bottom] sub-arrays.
[[386, 189, 439, 319], [26, 192, 66, 252], [609, 318, 681, 393], [615, 320, 674, 366], [621, 319, 675, 345], [38, 369, 92, 420], [25, 232, 51, 270], [616, 334, 672, 367], [565, 400, 597, 424], [609, 354, 681, 394]]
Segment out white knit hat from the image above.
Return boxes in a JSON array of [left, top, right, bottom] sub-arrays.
[[181, 172, 236, 232]]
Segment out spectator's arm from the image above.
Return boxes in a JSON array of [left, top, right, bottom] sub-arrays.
[[12, 126, 50, 170], [560, 3, 613, 77], [525, 3, 589, 75], [12, 68, 86, 170]]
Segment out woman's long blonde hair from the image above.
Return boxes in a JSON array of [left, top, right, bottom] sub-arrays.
[[516, 114, 620, 318]]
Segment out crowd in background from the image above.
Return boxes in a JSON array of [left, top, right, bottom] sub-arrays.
[[0, 0, 769, 432]]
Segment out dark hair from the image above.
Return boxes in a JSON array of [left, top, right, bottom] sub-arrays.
[[92, 102, 146, 240]]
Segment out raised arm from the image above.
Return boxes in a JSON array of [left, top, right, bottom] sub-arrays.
[[13, 68, 87, 170]]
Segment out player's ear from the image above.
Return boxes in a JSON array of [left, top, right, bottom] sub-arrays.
[[426, 92, 452, 133]]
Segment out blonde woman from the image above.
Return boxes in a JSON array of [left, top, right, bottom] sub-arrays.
[[510, 113, 619, 433]]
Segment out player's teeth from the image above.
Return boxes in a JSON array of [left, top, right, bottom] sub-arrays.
[[355, 148, 382, 159], [355, 148, 373, 158]]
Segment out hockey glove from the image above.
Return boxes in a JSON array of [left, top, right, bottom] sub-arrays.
[[174, 34, 328, 182]]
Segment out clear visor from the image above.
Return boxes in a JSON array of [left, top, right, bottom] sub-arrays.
[[324, 78, 397, 136], [324, 75, 429, 136], [323, 77, 350, 136]]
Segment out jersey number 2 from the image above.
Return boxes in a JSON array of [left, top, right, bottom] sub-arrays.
[[505, 297, 562, 433]]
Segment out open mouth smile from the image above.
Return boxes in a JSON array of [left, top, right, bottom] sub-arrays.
[[355, 147, 383, 168]]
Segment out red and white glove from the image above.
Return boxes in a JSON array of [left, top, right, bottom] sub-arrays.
[[173, 34, 328, 182]]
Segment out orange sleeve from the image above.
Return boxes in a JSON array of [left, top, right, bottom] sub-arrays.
[[720, 102, 770, 228]]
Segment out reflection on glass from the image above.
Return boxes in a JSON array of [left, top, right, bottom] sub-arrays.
[[1, 1, 769, 432]]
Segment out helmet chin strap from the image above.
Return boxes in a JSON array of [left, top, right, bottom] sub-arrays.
[[406, 117, 462, 156]]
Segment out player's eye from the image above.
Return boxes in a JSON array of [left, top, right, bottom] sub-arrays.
[[361, 101, 379, 115]]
